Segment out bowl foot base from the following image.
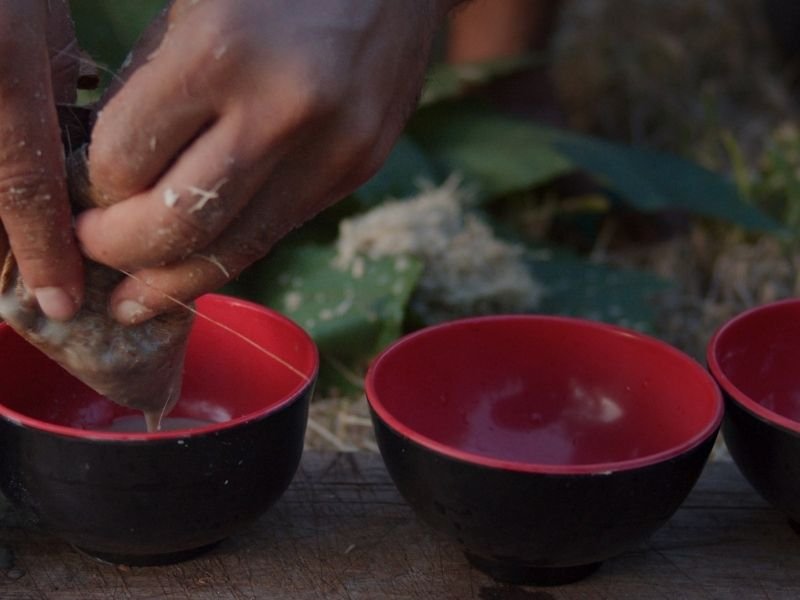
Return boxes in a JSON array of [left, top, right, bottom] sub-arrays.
[[465, 552, 601, 586], [72, 541, 221, 566]]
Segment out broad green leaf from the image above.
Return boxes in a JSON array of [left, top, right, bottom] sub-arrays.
[[72, 1, 165, 73], [353, 136, 440, 206], [239, 245, 423, 393], [406, 103, 573, 197], [408, 102, 780, 231], [541, 127, 783, 232], [529, 250, 672, 333], [421, 56, 540, 106]]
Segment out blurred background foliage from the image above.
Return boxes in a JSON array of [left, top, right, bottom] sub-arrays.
[[70, 1, 798, 405], [71, 0, 164, 74]]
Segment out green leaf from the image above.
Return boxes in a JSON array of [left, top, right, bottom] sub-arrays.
[[239, 245, 423, 393], [420, 56, 540, 106], [353, 136, 440, 206], [408, 102, 780, 231], [406, 103, 573, 197], [529, 250, 672, 333], [542, 127, 783, 232], [71, 1, 165, 73]]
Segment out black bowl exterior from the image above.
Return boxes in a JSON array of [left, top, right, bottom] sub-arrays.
[[722, 393, 800, 522], [0, 384, 312, 562], [372, 412, 717, 582]]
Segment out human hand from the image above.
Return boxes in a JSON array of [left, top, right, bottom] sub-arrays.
[[0, 0, 83, 320], [76, 0, 463, 324]]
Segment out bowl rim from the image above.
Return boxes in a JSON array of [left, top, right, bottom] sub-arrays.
[[0, 293, 318, 441], [707, 297, 800, 434], [366, 315, 723, 475]]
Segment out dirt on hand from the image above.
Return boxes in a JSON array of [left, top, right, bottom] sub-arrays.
[[0, 107, 194, 432]]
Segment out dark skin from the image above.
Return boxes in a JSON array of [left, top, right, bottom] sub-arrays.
[[0, 0, 465, 324], [0, 0, 82, 320], [447, 0, 560, 62]]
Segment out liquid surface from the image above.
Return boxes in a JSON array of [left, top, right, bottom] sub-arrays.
[[370, 317, 720, 465], [102, 415, 217, 433]]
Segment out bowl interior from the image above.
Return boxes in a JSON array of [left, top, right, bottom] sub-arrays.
[[709, 299, 800, 429], [0, 295, 317, 438], [367, 316, 721, 471]]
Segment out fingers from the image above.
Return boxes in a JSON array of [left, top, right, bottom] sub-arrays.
[[88, 0, 319, 203], [0, 3, 83, 320], [98, 103, 390, 324], [105, 142, 354, 324], [106, 198, 290, 324], [109, 258, 240, 325], [75, 0, 440, 327], [87, 22, 218, 201], [77, 111, 285, 271]]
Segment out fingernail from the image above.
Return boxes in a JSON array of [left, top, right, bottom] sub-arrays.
[[34, 287, 78, 321], [114, 299, 152, 324]]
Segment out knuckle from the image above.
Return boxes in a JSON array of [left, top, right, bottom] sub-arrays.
[[306, 78, 345, 117], [157, 193, 231, 261], [177, 5, 249, 74], [13, 244, 53, 268], [0, 169, 74, 276], [284, 66, 346, 124], [0, 170, 61, 214], [203, 27, 249, 70], [196, 28, 236, 72], [7, 221, 73, 275], [87, 140, 142, 199], [161, 210, 214, 256]]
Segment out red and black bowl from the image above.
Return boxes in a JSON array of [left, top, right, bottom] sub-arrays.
[[366, 315, 723, 585], [0, 294, 317, 565], [708, 298, 800, 528]]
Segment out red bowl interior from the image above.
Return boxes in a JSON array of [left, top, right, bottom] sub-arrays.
[[708, 299, 800, 432], [0, 294, 318, 440], [367, 316, 722, 473]]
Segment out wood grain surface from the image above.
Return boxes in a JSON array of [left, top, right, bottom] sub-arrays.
[[1, 452, 798, 599]]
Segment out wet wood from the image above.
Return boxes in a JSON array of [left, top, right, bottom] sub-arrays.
[[0, 452, 798, 599]]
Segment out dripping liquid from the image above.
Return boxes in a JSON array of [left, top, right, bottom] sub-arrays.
[[117, 269, 312, 433]]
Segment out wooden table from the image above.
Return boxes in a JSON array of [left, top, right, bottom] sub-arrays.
[[1, 452, 798, 599]]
